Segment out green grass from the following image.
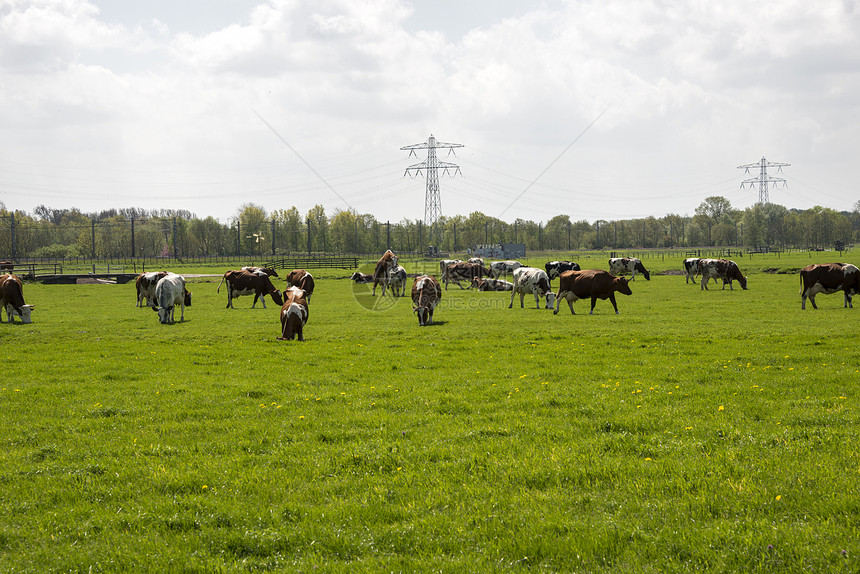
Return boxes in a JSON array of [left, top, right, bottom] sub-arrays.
[[1, 252, 858, 572]]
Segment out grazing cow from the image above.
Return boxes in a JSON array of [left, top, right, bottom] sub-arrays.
[[373, 250, 398, 296], [350, 272, 373, 283], [412, 275, 442, 326], [553, 269, 633, 315], [799, 263, 860, 310], [490, 260, 523, 279], [471, 277, 514, 291], [154, 273, 192, 324], [683, 258, 701, 284], [217, 269, 284, 308], [285, 269, 315, 302], [0, 261, 13, 271], [509, 267, 555, 309], [698, 258, 747, 290], [278, 286, 309, 341], [545, 261, 581, 283], [0, 274, 34, 323], [135, 271, 168, 307], [439, 259, 463, 276], [442, 262, 492, 290], [468, 257, 484, 266], [608, 257, 650, 281], [241, 266, 279, 278], [387, 265, 408, 297]]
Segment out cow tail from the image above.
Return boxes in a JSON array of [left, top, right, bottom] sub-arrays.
[[217, 275, 225, 293]]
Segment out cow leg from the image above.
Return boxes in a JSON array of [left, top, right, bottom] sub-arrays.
[[801, 294, 807, 310], [701, 277, 708, 290], [809, 295, 818, 310], [609, 293, 620, 314], [845, 293, 853, 309]]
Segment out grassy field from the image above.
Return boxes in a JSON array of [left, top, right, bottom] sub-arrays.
[[1, 252, 858, 572]]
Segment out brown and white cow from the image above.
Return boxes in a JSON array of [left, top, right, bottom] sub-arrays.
[[442, 262, 492, 290], [0, 274, 34, 323], [509, 267, 555, 309], [698, 258, 747, 290], [154, 273, 192, 324], [387, 265, 408, 297], [683, 258, 700, 284], [470, 277, 514, 291], [135, 271, 168, 307], [0, 261, 13, 271], [799, 263, 860, 310], [241, 266, 279, 278], [553, 269, 633, 315], [412, 275, 442, 326], [490, 260, 523, 279], [285, 269, 315, 302], [278, 286, 309, 341], [439, 259, 463, 276], [608, 257, 650, 281], [217, 269, 284, 308], [372, 250, 398, 296]]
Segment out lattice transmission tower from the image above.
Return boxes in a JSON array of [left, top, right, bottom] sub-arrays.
[[737, 156, 790, 204], [401, 134, 463, 247]]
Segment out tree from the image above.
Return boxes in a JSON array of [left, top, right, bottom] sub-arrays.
[[238, 203, 269, 255]]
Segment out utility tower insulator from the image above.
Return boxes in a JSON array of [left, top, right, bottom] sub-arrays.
[[401, 134, 463, 245], [737, 157, 789, 204]]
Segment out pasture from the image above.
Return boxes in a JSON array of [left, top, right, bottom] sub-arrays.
[[1, 253, 858, 573]]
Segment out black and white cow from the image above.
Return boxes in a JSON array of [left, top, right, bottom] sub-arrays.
[[683, 258, 700, 284], [545, 261, 581, 283], [698, 258, 747, 290], [387, 265, 408, 297], [508, 267, 555, 309], [490, 260, 523, 279], [442, 262, 491, 290], [608, 257, 650, 281], [799, 263, 860, 310]]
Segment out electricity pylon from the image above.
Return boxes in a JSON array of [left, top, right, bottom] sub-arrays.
[[737, 157, 790, 204], [401, 134, 463, 248]]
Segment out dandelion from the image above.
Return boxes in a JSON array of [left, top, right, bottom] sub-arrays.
[[775, 495, 782, 501], [202, 485, 208, 490], [299, 415, 305, 420], [645, 457, 652, 461], [718, 405, 724, 411]]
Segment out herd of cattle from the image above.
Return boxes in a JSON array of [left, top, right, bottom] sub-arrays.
[[1, 255, 858, 334]]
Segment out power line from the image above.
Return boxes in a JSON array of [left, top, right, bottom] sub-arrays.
[[401, 134, 463, 246], [737, 156, 790, 204]]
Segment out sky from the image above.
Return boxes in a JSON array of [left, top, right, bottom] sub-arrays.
[[1, 0, 859, 225]]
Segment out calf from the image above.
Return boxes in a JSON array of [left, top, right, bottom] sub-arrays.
[[285, 269, 315, 302], [412, 275, 442, 326], [278, 286, 309, 341], [698, 258, 747, 290], [490, 260, 523, 279], [799, 263, 860, 310], [683, 258, 700, 284], [387, 265, 408, 297], [0, 274, 34, 323], [372, 250, 398, 296], [608, 257, 650, 281], [154, 273, 192, 324], [509, 267, 555, 309], [135, 271, 168, 307], [217, 269, 284, 308], [553, 269, 632, 315], [471, 277, 514, 291], [442, 262, 492, 290], [545, 261, 581, 284]]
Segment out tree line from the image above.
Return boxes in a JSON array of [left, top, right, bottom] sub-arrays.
[[1, 197, 858, 260]]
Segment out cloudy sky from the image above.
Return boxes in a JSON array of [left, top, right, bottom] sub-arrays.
[[1, 0, 858, 225]]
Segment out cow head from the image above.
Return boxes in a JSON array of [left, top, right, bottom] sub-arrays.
[[738, 275, 748, 290], [184, 289, 193, 307], [158, 305, 173, 324], [545, 292, 556, 310], [616, 277, 633, 295], [413, 305, 431, 326], [270, 289, 285, 307], [8, 304, 34, 323]]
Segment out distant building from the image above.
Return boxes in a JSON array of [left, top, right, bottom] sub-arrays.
[[471, 243, 526, 259]]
